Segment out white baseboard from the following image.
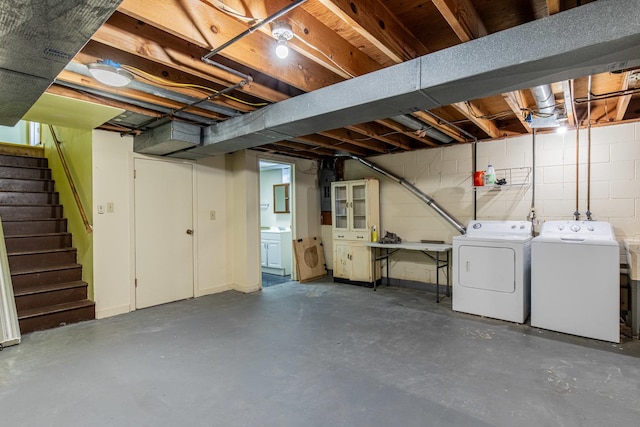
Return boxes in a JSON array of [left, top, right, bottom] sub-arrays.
[[95, 304, 131, 319], [195, 283, 232, 297]]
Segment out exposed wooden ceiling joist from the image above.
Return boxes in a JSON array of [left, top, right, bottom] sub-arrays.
[[546, 0, 562, 15], [452, 102, 502, 139], [12, 0, 634, 160], [616, 71, 633, 122], [432, 0, 488, 42], [502, 91, 532, 133], [316, 0, 430, 63]]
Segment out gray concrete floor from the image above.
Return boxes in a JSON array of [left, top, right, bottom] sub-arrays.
[[1, 279, 639, 427]]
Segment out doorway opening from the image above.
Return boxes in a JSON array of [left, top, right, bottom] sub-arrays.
[[259, 160, 294, 287]]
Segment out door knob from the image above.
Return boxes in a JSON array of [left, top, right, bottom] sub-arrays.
[[186, 229, 193, 235]]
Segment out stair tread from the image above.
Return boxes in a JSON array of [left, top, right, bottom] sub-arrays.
[[0, 203, 61, 207], [3, 218, 64, 222], [5, 232, 70, 239], [10, 263, 82, 276], [0, 164, 49, 171], [0, 153, 45, 160], [0, 188, 55, 194], [8, 247, 76, 256], [0, 176, 53, 182], [19, 299, 95, 320], [14, 280, 88, 297]]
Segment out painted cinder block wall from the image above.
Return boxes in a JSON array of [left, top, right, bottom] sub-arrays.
[[343, 122, 640, 284]]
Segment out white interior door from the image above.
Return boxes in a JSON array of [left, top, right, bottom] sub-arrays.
[[134, 158, 194, 309]]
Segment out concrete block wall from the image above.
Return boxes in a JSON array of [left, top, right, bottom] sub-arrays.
[[343, 121, 640, 283]]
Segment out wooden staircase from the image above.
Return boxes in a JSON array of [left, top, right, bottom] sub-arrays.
[[0, 151, 94, 334]]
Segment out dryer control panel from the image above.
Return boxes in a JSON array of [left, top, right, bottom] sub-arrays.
[[466, 220, 532, 237]]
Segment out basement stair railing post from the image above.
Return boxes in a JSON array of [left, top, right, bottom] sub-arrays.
[[47, 125, 93, 234]]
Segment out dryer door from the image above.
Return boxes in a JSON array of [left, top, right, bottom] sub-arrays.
[[457, 245, 515, 293]]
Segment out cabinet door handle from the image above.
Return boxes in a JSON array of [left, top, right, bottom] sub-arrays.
[[466, 261, 470, 272]]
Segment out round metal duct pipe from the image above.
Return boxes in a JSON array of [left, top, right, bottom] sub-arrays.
[[530, 84, 556, 115]]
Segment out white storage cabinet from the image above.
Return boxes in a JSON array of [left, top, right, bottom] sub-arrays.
[[261, 230, 292, 276], [331, 179, 380, 283]]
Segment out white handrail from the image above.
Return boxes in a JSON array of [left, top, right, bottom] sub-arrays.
[[0, 219, 20, 348]]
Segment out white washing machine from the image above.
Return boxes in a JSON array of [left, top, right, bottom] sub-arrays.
[[531, 221, 620, 343], [453, 220, 532, 323]]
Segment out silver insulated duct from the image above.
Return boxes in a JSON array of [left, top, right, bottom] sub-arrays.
[[391, 115, 454, 144], [0, 0, 124, 126], [530, 84, 556, 115], [349, 155, 467, 235], [528, 84, 559, 128]]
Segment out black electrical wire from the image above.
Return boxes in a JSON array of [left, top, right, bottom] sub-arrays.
[[575, 87, 640, 103]]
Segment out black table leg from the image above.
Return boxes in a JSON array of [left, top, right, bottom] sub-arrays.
[[446, 250, 451, 298], [436, 251, 440, 303]]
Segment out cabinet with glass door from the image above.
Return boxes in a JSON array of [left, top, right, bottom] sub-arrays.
[[330, 179, 380, 283]]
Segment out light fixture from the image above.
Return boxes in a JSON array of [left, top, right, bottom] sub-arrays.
[[271, 21, 294, 59], [86, 59, 133, 87]]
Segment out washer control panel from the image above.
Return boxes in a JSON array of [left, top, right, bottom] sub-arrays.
[[540, 221, 615, 239]]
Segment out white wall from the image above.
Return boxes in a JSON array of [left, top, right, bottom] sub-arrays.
[[0, 121, 28, 144], [92, 131, 134, 318], [259, 168, 292, 229], [195, 156, 231, 296], [343, 122, 640, 283], [92, 131, 233, 317]]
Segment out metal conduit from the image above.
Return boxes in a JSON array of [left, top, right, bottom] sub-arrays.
[[349, 155, 467, 235], [531, 129, 537, 222], [574, 122, 580, 220], [201, 0, 307, 80], [54, 80, 217, 126], [64, 62, 241, 118], [586, 75, 593, 220], [202, 0, 308, 60], [136, 78, 250, 130]]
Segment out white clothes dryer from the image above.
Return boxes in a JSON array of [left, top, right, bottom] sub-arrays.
[[531, 221, 619, 343], [453, 220, 533, 323]]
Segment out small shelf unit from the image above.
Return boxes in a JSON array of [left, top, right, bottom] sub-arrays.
[[473, 167, 531, 190]]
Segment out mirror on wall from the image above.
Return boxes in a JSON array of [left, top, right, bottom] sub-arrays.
[[273, 183, 290, 213]]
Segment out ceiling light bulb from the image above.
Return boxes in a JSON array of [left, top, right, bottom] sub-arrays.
[[275, 40, 289, 59], [557, 125, 567, 134], [86, 60, 133, 87], [272, 21, 294, 60]]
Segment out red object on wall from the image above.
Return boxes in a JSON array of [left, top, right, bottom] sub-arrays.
[[473, 171, 485, 186]]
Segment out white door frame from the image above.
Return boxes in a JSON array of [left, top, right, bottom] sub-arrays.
[[132, 154, 197, 309], [258, 158, 296, 281]]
